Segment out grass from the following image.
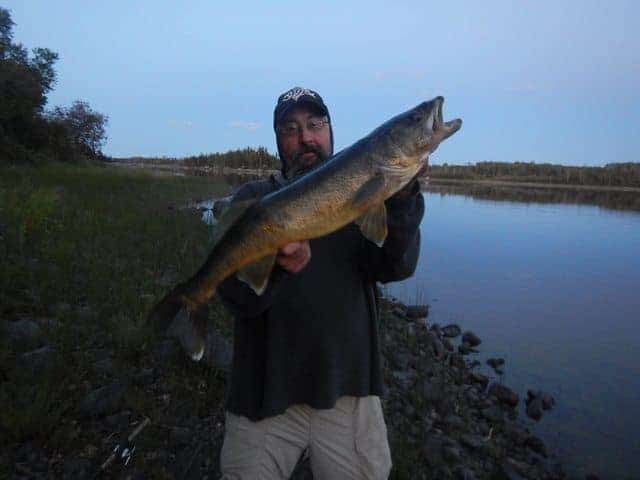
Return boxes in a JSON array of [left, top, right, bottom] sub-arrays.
[[0, 162, 232, 474]]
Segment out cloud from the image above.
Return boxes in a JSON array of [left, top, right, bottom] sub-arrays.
[[168, 120, 194, 130], [229, 120, 262, 133]]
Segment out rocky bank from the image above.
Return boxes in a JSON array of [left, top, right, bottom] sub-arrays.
[[2, 295, 575, 479]]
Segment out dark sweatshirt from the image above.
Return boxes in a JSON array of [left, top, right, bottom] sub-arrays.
[[218, 173, 424, 421]]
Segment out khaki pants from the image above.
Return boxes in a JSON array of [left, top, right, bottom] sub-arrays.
[[220, 395, 392, 479]]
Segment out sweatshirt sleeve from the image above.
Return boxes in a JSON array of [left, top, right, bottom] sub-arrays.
[[358, 180, 425, 283]]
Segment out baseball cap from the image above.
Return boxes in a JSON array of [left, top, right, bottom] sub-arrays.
[[273, 87, 330, 128]]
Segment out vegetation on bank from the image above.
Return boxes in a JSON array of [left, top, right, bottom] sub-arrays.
[[0, 8, 108, 164], [430, 161, 640, 188], [0, 164, 231, 477], [115, 147, 282, 172], [115, 155, 640, 190]]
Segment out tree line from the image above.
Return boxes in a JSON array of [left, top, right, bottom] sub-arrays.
[[430, 161, 640, 188], [116, 146, 281, 171], [0, 8, 108, 164]]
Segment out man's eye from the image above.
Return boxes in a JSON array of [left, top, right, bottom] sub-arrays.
[[281, 123, 299, 134], [308, 119, 325, 130]]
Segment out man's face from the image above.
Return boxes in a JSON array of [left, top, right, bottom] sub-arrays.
[[276, 105, 332, 178]]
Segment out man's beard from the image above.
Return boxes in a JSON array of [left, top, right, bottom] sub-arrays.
[[285, 145, 330, 179]]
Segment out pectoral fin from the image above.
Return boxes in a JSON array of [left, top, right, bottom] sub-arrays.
[[237, 252, 277, 295], [355, 203, 388, 247]]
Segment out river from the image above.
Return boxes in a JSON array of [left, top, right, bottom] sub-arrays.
[[386, 187, 640, 479]]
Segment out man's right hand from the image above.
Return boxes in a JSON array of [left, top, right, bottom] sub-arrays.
[[277, 241, 311, 273]]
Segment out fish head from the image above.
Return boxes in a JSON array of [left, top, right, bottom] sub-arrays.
[[382, 96, 462, 169]]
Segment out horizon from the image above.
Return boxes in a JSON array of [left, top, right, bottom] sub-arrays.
[[5, 1, 639, 166]]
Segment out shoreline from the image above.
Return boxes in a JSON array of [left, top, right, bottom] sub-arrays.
[[427, 177, 640, 193], [111, 161, 640, 194]]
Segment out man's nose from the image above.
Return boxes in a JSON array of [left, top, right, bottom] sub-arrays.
[[299, 125, 316, 144]]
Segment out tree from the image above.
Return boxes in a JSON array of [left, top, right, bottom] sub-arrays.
[[0, 7, 108, 163], [49, 101, 108, 158]]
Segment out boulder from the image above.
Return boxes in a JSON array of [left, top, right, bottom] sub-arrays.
[[442, 324, 461, 338], [488, 383, 519, 408], [405, 304, 429, 319], [461, 331, 481, 347]]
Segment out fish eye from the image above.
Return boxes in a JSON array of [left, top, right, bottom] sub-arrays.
[[411, 114, 422, 123]]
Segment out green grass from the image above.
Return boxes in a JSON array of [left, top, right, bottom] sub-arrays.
[[0, 162, 232, 471]]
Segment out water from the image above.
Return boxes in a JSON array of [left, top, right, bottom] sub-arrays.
[[387, 190, 640, 479]]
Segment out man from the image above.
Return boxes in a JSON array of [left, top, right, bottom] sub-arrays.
[[217, 87, 425, 479]]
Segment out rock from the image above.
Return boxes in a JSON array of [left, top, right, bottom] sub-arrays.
[[481, 405, 504, 424], [455, 466, 478, 480], [525, 435, 547, 457], [422, 379, 446, 405], [488, 383, 519, 408], [433, 465, 454, 479], [171, 426, 192, 445], [500, 457, 531, 480], [105, 411, 131, 429], [469, 372, 489, 391], [443, 414, 465, 431], [460, 434, 484, 451], [442, 324, 461, 338], [443, 445, 462, 463], [504, 423, 529, 447], [405, 304, 429, 319], [63, 458, 94, 479], [449, 353, 466, 370], [487, 357, 505, 370], [443, 338, 454, 352], [527, 389, 555, 410], [392, 370, 416, 390], [132, 367, 155, 386], [458, 342, 472, 355], [16, 346, 55, 376], [4, 319, 43, 352], [79, 380, 129, 418], [93, 357, 114, 376], [462, 331, 481, 347], [421, 435, 446, 466], [526, 396, 544, 421], [426, 331, 445, 360]]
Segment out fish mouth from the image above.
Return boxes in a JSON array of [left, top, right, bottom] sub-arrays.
[[430, 96, 462, 142]]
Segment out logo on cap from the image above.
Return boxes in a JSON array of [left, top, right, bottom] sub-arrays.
[[281, 87, 317, 103]]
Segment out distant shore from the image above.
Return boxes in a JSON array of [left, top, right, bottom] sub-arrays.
[[112, 160, 640, 194], [427, 177, 640, 193]]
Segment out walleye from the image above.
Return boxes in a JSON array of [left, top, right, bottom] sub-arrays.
[[148, 96, 462, 360]]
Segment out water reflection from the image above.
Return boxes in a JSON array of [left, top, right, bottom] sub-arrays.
[[427, 181, 640, 212]]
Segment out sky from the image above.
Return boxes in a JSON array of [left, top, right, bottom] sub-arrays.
[[6, 0, 640, 166]]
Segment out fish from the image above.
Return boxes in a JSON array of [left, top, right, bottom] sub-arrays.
[[148, 96, 462, 360]]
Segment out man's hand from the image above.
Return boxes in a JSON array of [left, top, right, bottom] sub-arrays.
[[276, 241, 311, 273]]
